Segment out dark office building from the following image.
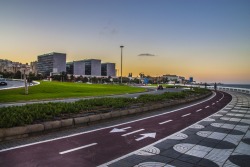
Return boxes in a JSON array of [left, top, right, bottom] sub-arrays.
[[37, 52, 66, 76], [66, 62, 74, 75]]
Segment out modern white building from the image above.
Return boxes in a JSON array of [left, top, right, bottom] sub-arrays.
[[162, 74, 179, 81], [84, 59, 101, 76], [69, 59, 102, 77], [101, 63, 116, 77], [37, 52, 66, 76], [73, 60, 85, 76]]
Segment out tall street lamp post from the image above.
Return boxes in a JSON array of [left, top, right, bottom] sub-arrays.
[[120, 45, 124, 84]]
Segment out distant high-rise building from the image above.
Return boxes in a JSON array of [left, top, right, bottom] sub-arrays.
[[37, 52, 66, 76], [101, 63, 116, 77]]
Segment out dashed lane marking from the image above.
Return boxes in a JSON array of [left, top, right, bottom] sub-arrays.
[[181, 113, 191, 117], [121, 129, 144, 137], [59, 143, 97, 155], [205, 106, 210, 108], [159, 120, 173, 125], [196, 109, 202, 112]]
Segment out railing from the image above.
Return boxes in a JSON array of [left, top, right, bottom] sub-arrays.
[[206, 86, 250, 95], [176, 84, 250, 95]]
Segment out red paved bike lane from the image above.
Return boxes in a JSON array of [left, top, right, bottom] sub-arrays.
[[0, 91, 232, 167]]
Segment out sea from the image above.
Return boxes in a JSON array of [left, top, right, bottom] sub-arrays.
[[220, 84, 250, 89]]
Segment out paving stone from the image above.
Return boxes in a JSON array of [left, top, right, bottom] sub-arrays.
[[198, 140, 218, 148], [169, 159, 195, 167], [204, 148, 233, 166], [160, 149, 183, 159], [121, 155, 148, 164], [148, 155, 174, 163], [198, 159, 220, 167], [108, 159, 135, 167], [178, 154, 202, 164], [154, 142, 174, 151], [228, 154, 250, 167]]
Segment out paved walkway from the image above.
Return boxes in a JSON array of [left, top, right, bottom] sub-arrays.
[[100, 91, 250, 167]]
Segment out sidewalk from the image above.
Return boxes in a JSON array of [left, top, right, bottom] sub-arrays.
[[100, 91, 250, 167]]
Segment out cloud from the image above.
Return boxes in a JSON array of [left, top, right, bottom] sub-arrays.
[[138, 53, 156, 56], [99, 22, 119, 37]]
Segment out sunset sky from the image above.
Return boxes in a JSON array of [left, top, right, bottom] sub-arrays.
[[0, 0, 249, 84]]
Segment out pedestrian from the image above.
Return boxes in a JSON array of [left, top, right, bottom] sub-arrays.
[[214, 82, 217, 91]]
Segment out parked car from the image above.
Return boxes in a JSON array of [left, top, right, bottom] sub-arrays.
[[0, 81, 7, 86], [157, 85, 163, 90]]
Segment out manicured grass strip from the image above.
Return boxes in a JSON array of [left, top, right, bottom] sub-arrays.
[[0, 88, 210, 128], [0, 81, 145, 103]]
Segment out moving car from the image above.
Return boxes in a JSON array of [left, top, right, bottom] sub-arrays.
[[157, 85, 163, 90], [0, 81, 7, 86], [0, 78, 7, 86]]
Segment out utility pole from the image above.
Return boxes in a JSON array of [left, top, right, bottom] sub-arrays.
[[120, 45, 124, 84], [24, 69, 28, 95]]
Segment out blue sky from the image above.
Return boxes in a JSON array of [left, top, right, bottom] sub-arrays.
[[0, 0, 250, 83]]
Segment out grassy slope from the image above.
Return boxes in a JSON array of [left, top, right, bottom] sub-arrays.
[[0, 81, 145, 103]]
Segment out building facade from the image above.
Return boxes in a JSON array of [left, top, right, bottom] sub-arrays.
[[84, 59, 101, 76], [73, 61, 85, 76], [37, 52, 66, 76], [162, 74, 179, 81], [0, 59, 30, 73], [101, 63, 116, 77], [30, 61, 38, 75], [66, 62, 74, 75]]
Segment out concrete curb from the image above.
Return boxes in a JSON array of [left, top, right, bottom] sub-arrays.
[[0, 92, 211, 141]]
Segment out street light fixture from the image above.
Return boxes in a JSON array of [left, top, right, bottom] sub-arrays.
[[120, 45, 124, 84]]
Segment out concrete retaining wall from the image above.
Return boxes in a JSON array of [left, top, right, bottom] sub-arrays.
[[0, 92, 211, 141]]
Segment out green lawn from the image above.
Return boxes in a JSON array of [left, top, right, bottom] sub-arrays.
[[0, 81, 145, 103]]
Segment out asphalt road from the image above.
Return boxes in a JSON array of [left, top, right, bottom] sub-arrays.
[[0, 91, 231, 166], [0, 80, 25, 90]]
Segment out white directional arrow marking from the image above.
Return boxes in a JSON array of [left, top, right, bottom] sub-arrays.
[[135, 133, 156, 141], [110, 127, 131, 133]]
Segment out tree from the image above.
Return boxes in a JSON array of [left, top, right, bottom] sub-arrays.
[[133, 78, 140, 84], [14, 71, 21, 79], [82, 77, 88, 83], [70, 75, 75, 82], [92, 77, 98, 83]]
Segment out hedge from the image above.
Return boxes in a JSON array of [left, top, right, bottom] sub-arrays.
[[0, 88, 210, 128]]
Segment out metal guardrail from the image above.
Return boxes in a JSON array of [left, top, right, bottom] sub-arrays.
[[177, 84, 250, 95], [206, 86, 250, 95]]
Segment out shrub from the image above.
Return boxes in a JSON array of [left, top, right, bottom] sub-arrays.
[[0, 88, 210, 128]]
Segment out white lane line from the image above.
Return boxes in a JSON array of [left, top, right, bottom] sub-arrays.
[[59, 143, 97, 155], [121, 129, 144, 137], [196, 109, 202, 112], [181, 113, 191, 117], [205, 106, 210, 108], [212, 103, 215, 105], [159, 120, 172, 125], [122, 127, 132, 130], [217, 101, 219, 103]]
